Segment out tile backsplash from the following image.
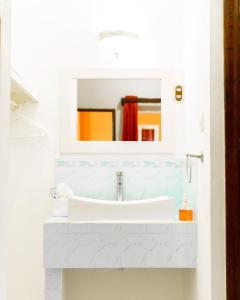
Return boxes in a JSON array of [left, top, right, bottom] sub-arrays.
[[55, 158, 197, 213]]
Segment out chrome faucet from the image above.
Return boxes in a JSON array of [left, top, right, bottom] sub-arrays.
[[116, 171, 124, 201]]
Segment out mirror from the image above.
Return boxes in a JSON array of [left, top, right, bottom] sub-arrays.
[[60, 69, 175, 154], [76, 79, 161, 142]]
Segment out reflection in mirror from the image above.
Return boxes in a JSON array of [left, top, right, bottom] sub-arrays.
[[77, 109, 116, 141], [76, 79, 161, 142]]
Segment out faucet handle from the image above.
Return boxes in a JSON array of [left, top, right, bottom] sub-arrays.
[[116, 171, 124, 176], [50, 187, 58, 199]]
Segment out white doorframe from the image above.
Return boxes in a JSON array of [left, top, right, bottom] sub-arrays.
[[0, 1, 10, 299]]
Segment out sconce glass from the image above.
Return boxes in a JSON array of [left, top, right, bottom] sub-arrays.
[[99, 30, 139, 58]]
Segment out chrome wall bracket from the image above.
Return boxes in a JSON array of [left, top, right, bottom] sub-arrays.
[[186, 152, 204, 183], [186, 153, 204, 163]]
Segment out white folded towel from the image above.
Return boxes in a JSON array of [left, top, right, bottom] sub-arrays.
[[50, 183, 73, 217]]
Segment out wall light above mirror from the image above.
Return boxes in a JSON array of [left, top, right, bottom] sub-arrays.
[[99, 30, 139, 59], [60, 69, 176, 154], [99, 31, 139, 41]]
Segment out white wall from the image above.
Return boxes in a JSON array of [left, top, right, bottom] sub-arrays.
[[183, 0, 225, 300], [63, 269, 187, 300], [11, 0, 185, 70], [0, 1, 10, 299], [9, 0, 226, 300], [184, 1, 211, 299], [9, 1, 186, 299], [8, 75, 59, 300]]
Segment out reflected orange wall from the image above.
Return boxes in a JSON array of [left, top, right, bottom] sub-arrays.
[[77, 111, 113, 141], [138, 113, 161, 141]]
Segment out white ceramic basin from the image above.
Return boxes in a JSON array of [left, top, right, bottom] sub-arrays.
[[68, 196, 175, 221]]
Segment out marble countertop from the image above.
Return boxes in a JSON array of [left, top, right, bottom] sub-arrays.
[[44, 218, 196, 269], [45, 217, 195, 224]]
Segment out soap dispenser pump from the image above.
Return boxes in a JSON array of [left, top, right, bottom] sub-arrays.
[[179, 194, 193, 221]]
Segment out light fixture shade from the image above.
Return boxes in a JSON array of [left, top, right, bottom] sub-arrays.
[[99, 30, 138, 40]]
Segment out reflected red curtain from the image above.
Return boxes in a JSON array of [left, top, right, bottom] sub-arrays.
[[122, 96, 138, 141], [142, 129, 155, 141]]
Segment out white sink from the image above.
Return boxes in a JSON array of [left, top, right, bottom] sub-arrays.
[[68, 196, 175, 221]]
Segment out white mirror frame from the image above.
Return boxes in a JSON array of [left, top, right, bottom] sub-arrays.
[[60, 68, 176, 154]]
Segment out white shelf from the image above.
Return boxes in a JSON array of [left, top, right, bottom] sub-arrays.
[[11, 69, 39, 105]]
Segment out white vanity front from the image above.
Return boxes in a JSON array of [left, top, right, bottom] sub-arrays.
[[44, 218, 196, 300]]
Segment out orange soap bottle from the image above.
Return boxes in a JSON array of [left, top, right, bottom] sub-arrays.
[[179, 195, 193, 221]]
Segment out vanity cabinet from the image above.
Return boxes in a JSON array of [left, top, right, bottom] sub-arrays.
[[44, 219, 196, 300]]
